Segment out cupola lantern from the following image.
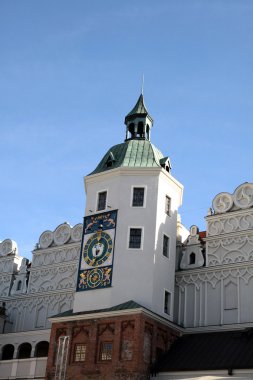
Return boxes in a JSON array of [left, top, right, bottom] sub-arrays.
[[124, 94, 153, 141]]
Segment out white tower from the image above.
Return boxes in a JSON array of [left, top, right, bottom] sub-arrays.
[[73, 94, 184, 321]]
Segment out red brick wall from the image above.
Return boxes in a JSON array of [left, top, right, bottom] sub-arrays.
[[46, 311, 179, 380]]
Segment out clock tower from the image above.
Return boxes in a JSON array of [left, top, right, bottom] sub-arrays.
[[46, 94, 183, 380], [73, 94, 184, 320]]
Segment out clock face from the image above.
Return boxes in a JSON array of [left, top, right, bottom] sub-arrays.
[[82, 231, 113, 268]]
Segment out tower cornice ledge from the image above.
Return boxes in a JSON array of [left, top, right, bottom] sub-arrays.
[[85, 166, 183, 189]]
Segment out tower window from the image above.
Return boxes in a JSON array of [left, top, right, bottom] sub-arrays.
[[100, 342, 113, 361], [105, 152, 115, 168], [137, 121, 145, 137], [106, 158, 113, 167], [74, 344, 86, 362], [164, 290, 171, 315], [129, 228, 142, 249], [162, 235, 170, 258], [129, 123, 135, 138], [165, 196, 171, 216], [132, 187, 145, 207], [97, 191, 107, 211]]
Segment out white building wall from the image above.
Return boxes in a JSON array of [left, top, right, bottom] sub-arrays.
[[175, 183, 253, 328], [74, 167, 183, 319]]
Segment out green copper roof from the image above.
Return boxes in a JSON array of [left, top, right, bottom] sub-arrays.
[[125, 94, 153, 123], [50, 300, 145, 319], [89, 139, 165, 176]]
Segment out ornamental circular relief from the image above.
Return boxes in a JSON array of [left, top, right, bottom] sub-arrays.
[[87, 268, 103, 288], [0, 239, 17, 256], [71, 223, 83, 242], [54, 223, 71, 246], [234, 183, 253, 209], [212, 192, 233, 214], [39, 231, 54, 249]]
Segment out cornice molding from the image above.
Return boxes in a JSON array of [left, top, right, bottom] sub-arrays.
[[49, 307, 183, 333]]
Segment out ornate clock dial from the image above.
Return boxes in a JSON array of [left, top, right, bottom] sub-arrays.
[[83, 231, 113, 267]]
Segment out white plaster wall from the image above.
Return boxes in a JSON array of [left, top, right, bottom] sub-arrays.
[[3, 291, 74, 333], [0, 357, 47, 380], [152, 171, 183, 320], [74, 167, 183, 319], [175, 262, 253, 327]]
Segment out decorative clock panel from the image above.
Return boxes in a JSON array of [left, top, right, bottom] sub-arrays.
[[76, 210, 117, 292]]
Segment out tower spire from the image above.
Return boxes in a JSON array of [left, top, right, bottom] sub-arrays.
[[124, 92, 153, 141], [141, 74, 144, 95]]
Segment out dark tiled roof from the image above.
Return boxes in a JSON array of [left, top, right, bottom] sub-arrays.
[[50, 300, 144, 319], [125, 94, 152, 120], [154, 329, 253, 372]]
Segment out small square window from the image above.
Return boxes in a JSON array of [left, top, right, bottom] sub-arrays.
[[129, 228, 142, 249], [165, 196, 171, 216], [100, 342, 113, 361], [163, 235, 169, 258], [164, 291, 171, 315], [132, 187, 145, 207], [97, 191, 107, 211], [74, 344, 86, 362]]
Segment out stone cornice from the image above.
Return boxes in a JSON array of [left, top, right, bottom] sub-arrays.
[[0, 289, 74, 302], [205, 207, 253, 221], [0, 328, 51, 339], [175, 260, 253, 277], [32, 241, 81, 255], [85, 166, 183, 192], [29, 259, 79, 272], [205, 228, 253, 241]]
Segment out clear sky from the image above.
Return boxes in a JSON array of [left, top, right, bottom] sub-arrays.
[[1, 0, 253, 260]]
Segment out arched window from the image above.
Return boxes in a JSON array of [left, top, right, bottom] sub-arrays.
[[2, 344, 14, 360], [35, 341, 49, 357], [17, 343, 32, 359], [190, 252, 196, 265], [137, 121, 144, 137], [105, 152, 115, 168], [146, 125, 150, 139], [17, 280, 22, 291], [128, 123, 135, 138]]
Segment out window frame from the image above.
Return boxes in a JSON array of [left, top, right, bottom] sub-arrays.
[[165, 195, 171, 216], [99, 341, 113, 361], [164, 290, 172, 316], [96, 190, 108, 212], [73, 343, 87, 362], [127, 227, 144, 250], [162, 234, 170, 258], [131, 186, 147, 208], [189, 252, 196, 265]]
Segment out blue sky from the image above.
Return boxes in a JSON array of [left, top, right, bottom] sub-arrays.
[[1, 0, 253, 259]]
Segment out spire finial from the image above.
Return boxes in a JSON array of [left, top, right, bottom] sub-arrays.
[[141, 74, 144, 95]]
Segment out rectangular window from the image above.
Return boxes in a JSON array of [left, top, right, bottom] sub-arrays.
[[74, 344, 86, 362], [163, 235, 169, 258], [97, 191, 107, 211], [100, 342, 113, 361], [165, 195, 171, 216], [164, 291, 171, 315], [129, 228, 142, 249], [132, 187, 145, 207]]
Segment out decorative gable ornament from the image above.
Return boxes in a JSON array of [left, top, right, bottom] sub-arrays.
[[180, 225, 205, 270], [212, 183, 253, 214]]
